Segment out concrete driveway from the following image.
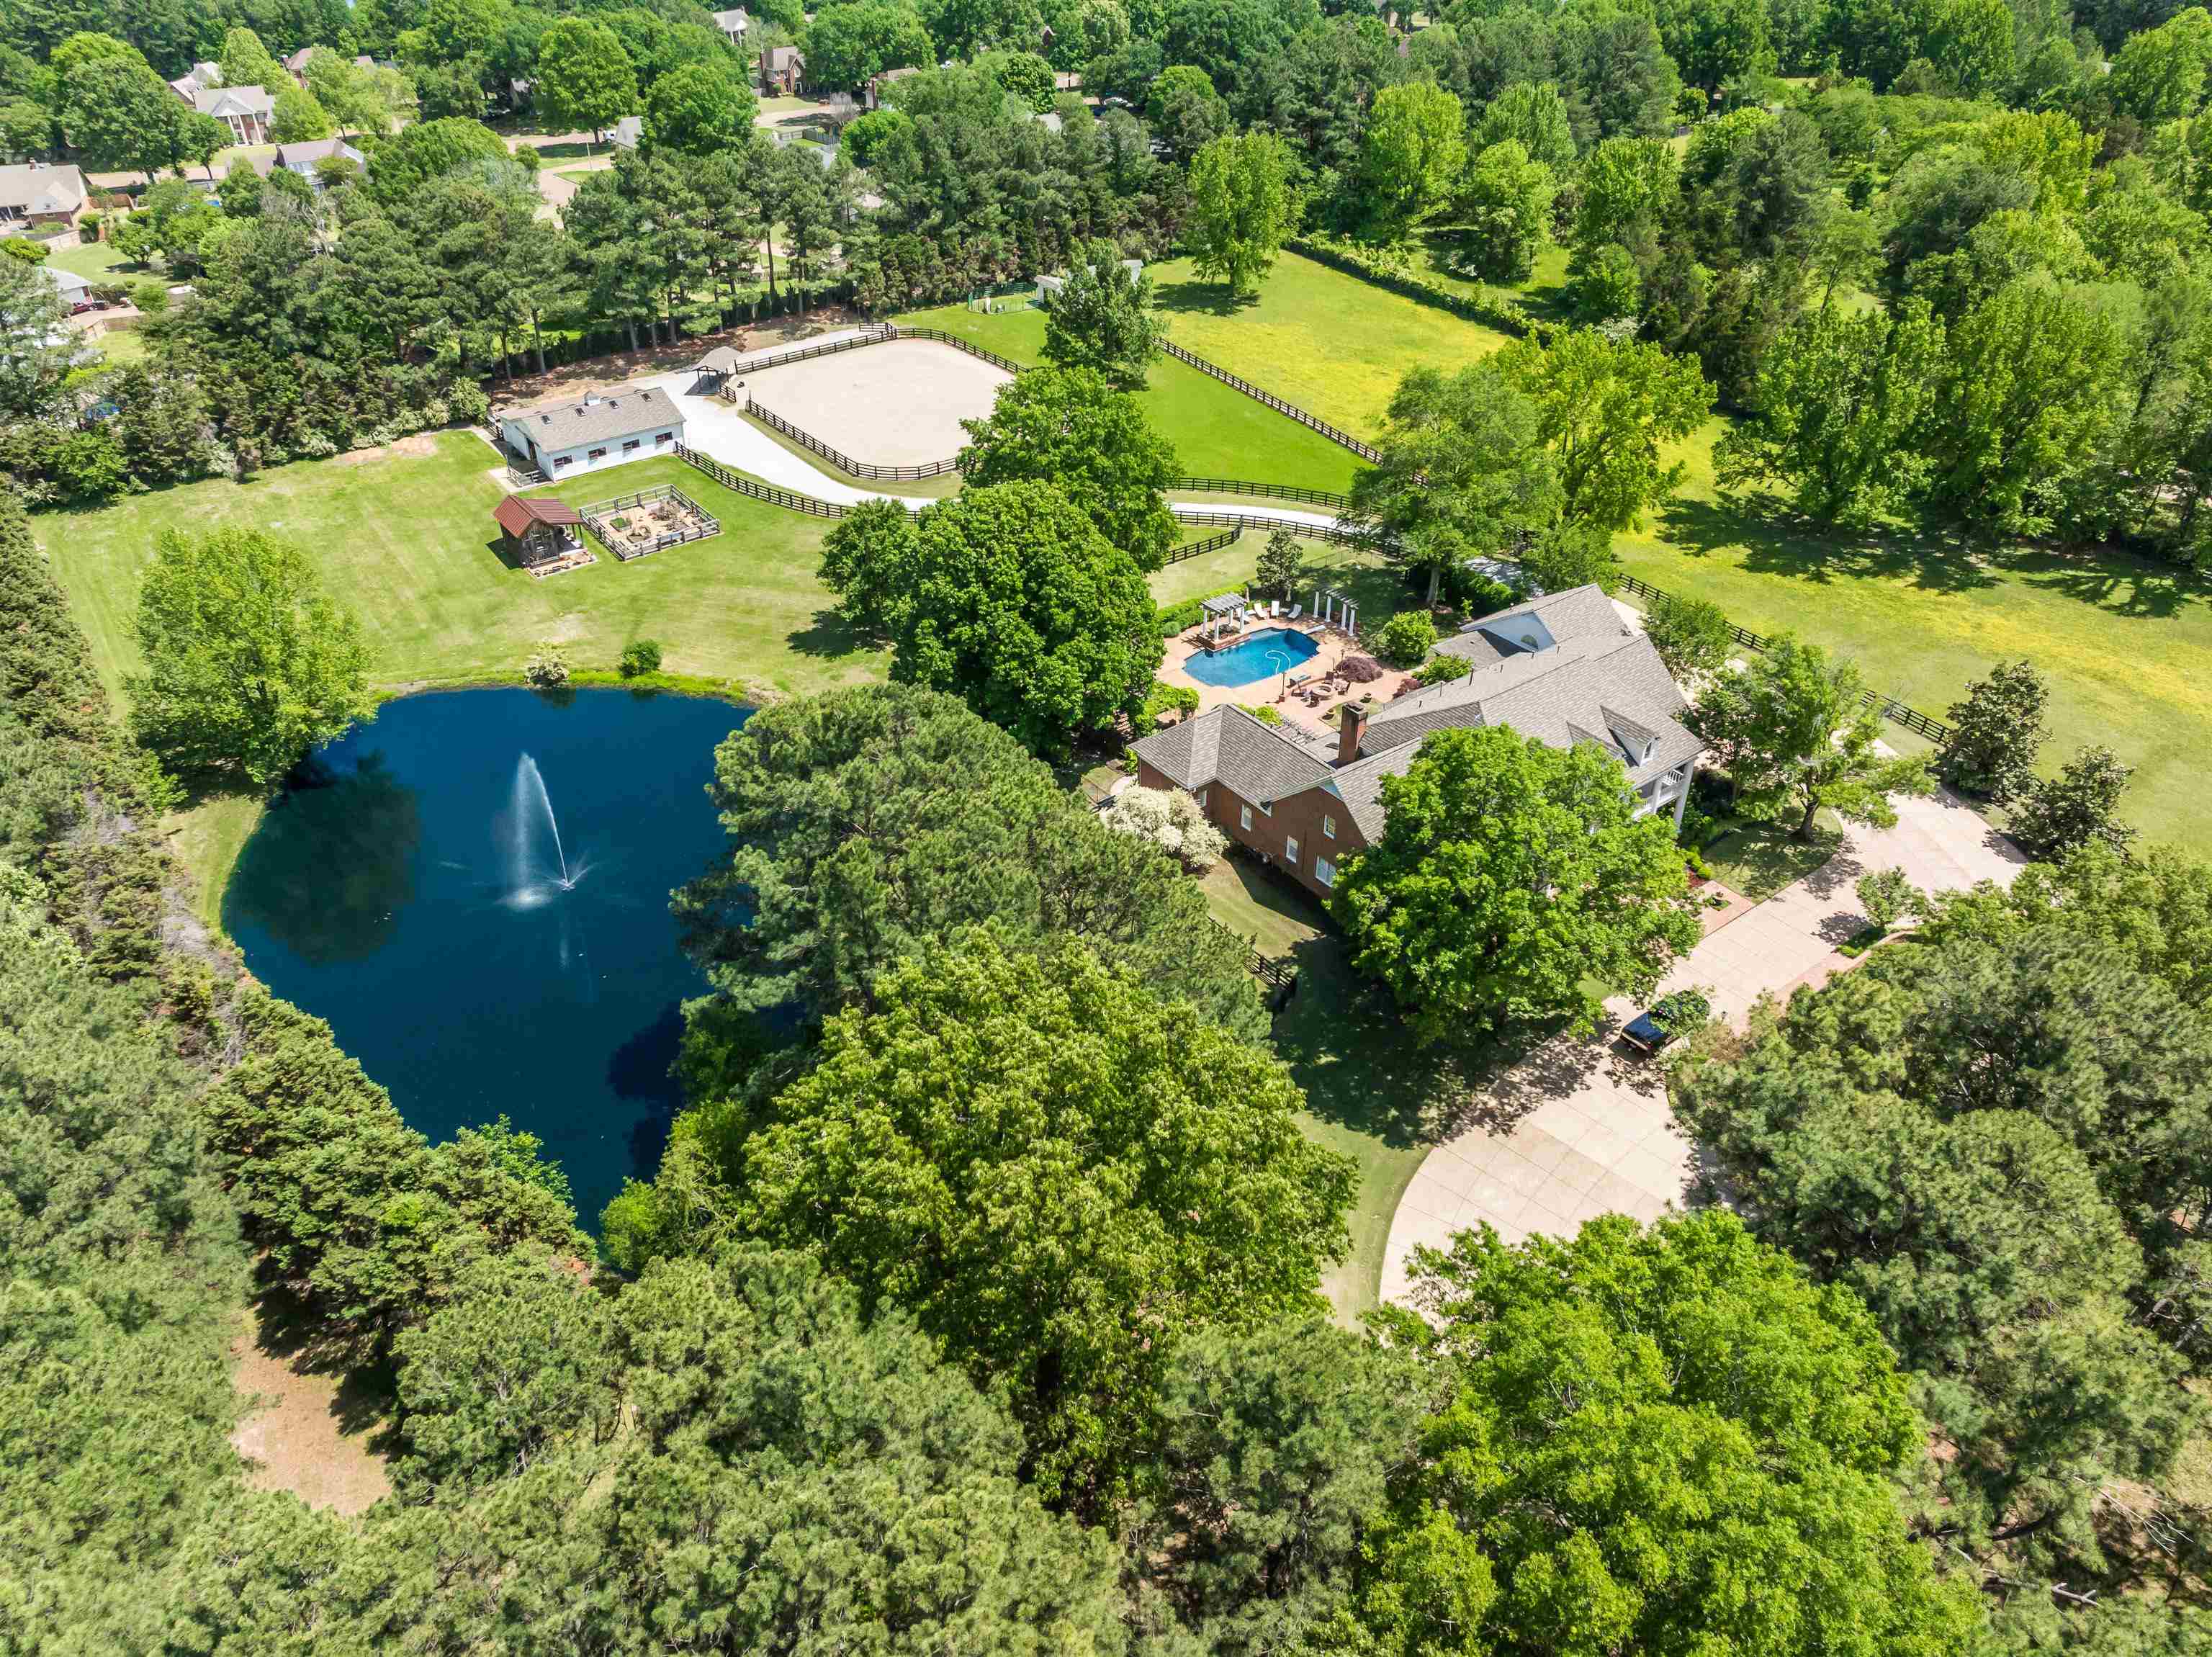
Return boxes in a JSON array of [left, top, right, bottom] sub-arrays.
[[1377, 786, 2025, 1307]]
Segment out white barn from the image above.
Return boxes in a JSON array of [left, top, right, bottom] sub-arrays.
[[498, 387, 685, 479]]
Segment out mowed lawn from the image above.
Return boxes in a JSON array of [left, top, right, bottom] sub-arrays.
[[1111, 253, 2212, 856], [37, 434, 881, 704], [895, 301, 1364, 493], [1148, 249, 1516, 439]]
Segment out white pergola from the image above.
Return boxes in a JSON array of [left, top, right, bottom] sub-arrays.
[[1200, 592, 1250, 642], [1312, 585, 1358, 635]]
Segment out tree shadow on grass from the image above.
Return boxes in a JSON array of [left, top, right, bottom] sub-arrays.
[[1273, 933, 1589, 1153], [2002, 542, 2208, 621], [786, 606, 866, 659], [1151, 274, 1263, 318], [1660, 492, 2003, 598], [246, 1286, 401, 1450]]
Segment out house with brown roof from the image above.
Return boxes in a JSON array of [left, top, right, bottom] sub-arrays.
[[495, 386, 685, 480], [0, 163, 89, 232], [760, 45, 806, 95], [1129, 586, 1701, 904]]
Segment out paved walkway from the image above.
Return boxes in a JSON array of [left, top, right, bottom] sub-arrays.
[[1376, 786, 2026, 1307]]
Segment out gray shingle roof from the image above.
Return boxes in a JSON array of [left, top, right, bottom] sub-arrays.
[[0, 164, 85, 217], [195, 84, 274, 117], [500, 386, 684, 451], [1140, 586, 1700, 844], [1130, 705, 1330, 805], [1434, 583, 1627, 663]]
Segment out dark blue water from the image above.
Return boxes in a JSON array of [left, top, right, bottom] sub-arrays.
[[1184, 626, 1321, 688], [222, 687, 747, 1231]]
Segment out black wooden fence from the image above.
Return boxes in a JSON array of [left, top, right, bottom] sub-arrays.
[[746, 398, 961, 480], [1170, 506, 1371, 547], [1179, 475, 1352, 509], [707, 324, 899, 382], [885, 323, 1028, 375], [1158, 340, 1384, 464], [675, 442, 857, 519], [1165, 525, 1242, 563], [577, 485, 722, 560], [1613, 572, 1954, 745]]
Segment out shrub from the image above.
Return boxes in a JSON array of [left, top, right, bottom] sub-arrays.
[[619, 639, 662, 678], [1, 236, 48, 264], [525, 641, 570, 687], [1854, 865, 1920, 932], [1155, 585, 1246, 637], [1236, 702, 1284, 725], [1413, 654, 1467, 686], [1373, 609, 1437, 666]]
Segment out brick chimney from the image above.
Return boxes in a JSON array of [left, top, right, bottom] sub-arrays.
[[1336, 703, 1366, 765]]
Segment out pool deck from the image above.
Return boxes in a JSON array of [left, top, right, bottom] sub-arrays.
[[1158, 614, 1412, 737]]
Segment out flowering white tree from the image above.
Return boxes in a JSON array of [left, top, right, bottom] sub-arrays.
[[1104, 785, 1228, 871]]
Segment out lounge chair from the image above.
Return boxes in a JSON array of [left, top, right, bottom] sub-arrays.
[[1288, 604, 1302, 620]]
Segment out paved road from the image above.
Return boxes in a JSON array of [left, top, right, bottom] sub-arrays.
[[1376, 786, 2026, 1308]]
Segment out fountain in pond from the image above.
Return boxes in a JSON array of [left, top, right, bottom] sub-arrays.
[[504, 754, 588, 909]]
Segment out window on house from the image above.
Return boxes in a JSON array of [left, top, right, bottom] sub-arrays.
[[1239, 803, 1252, 831], [1322, 814, 1336, 839], [656, 431, 673, 446], [1254, 799, 1271, 816], [552, 455, 571, 468], [1197, 791, 1208, 811], [623, 439, 640, 453], [588, 447, 607, 461], [1285, 835, 1300, 866], [1315, 856, 1336, 888]]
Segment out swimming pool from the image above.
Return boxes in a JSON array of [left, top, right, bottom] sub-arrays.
[[1184, 627, 1321, 688]]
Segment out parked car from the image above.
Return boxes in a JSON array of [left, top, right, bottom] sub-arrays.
[[1622, 988, 1712, 1056]]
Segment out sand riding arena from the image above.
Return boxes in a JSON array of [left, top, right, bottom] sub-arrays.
[[739, 336, 1012, 471]]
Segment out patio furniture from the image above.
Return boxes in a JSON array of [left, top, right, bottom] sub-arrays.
[[1288, 604, 1302, 619]]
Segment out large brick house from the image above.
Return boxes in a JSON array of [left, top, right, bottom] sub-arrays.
[[1130, 585, 1701, 904]]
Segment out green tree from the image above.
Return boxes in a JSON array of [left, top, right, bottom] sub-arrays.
[[365, 115, 510, 203], [1146, 60, 1228, 162], [1347, 361, 1562, 606], [817, 496, 917, 637], [1641, 590, 1736, 686], [1570, 133, 1678, 267], [530, 17, 637, 145], [1941, 657, 2048, 801], [1255, 524, 1303, 597], [60, 55, 185, 184], [879, 482, 1159, 757], [1357, 1211, 1979, 1657], [1691, 634, 1933, 839], [1359, 78, 1466, 238], [1456, 138, 1555, 282], [668, 682, 1265, 1039], [1855, 863, 1920, 930], [1658, 0, 1773, 89], [125, 526, 377, 787], [1131, 1319, 1431, 1652], [804, 0, 935, 91], [1187, 128, 1296, 297], [727, 927, 1355, 1509], [1498, 327, 1714, 531], [1038, 236, 1165, 390], [1471, 79, 1576, 172], [1716, 297, 1947, 527], [2009, 743, 2138, 861], [956, 364, 1181, 568], [0, 251, 73, 419], [1335, 724, 1701, 1037], [269, 86, 334, 143], [1929, 277, 2130, 535], [642, 60, 756, 156], [2107, 7, 2212, 124], [217, 24, 287, 92]]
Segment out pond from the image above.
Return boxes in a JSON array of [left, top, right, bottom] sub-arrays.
[[223, 687, 746, 1231], [1184, 626, 1321, 689]]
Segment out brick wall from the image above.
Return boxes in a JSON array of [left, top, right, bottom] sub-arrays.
[[1135, 759, 1365, 907]]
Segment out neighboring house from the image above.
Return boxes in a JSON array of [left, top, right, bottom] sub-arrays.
[[866, 65, 920, 108], [252, 137, 366, 184], [45, 266, 91, 312], [611, 114, 644, 151], [0, 163, 89, 232], [1128, 586, 1701, 905], [193, 84, 274, 145], [496, 387, 685, 479], [711, 8, 751, 45], [282, 46, 317, 84], [760, 45, 805, 95]]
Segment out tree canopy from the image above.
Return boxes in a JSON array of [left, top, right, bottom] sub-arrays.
[[1335, 724, 1701, 1036]]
